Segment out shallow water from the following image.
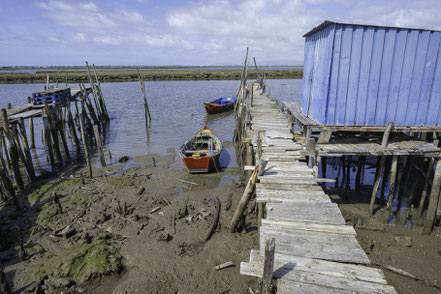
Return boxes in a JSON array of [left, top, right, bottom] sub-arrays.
[[0, 79, 302, 172]]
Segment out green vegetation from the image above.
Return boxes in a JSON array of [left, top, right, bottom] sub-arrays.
[[0, 69, 303, 84], [27, 242, 122, 284], [27, 178, 82, 202]]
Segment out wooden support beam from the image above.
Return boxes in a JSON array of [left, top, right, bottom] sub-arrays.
[[93, 125, 106, 167], [418, 157, 434, 218], [355, 155, 364, 191], [386, 155, 399, 221], [17, 118, 35, 181], [27, 97, 35, 149], [382, 122, 395, 147], [318, 129, 333, 144], [42, 116, 56, 172], [308, 138, 315, 168], [260, 238, 276, 294], [230, 158, 268, 233], [369, 156, 386, 216], [44, 102, 63, 163], [424, 158, 441, 234], [85, 61, 103, 120], [0, 109, 24, 190], [79, 103, 93, 178]]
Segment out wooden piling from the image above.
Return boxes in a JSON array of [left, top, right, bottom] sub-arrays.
[[260, 238, 276, 294], [308, 138, 315, 168], [93, 125, 106, 167], [385, 155, 399, 221], [1, 133, 11, 169], [53, 109, 70, 161], [0, 109, 24, 190], [418, 158, 434, 218], [26, 97, 35, 149], [17, 119, 35, 181], [42, 116, 56, 172], [136, 69, 152, 129], [79, 104, 93, 178], [92, 64, 109, 120], [321, 156, 327, 178], [230, 158, 268, 233], [44, 101, 63, 163], [423, 158, 441, 234], [355, 156, 364, 191], [66, 103, 81, 153], [85, 61, 103, 120], [369, 156, 386, 216]]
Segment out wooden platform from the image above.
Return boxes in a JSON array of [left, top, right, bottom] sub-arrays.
[[0, 86, 93, 126], [239, 87, 397, 293], [283, 101, 440, 156]]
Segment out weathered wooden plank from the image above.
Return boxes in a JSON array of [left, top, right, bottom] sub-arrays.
[[256, 183, 324, 192], [261, 219, 355, 235], [260, 225, 370, 264], [259, 177, 335, 184], [266, 202, 346, 225], [246, 250, 387, 283], [278, 278, 396, 294]]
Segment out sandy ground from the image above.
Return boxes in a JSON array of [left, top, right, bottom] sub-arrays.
[[0, 152, 260, 293]]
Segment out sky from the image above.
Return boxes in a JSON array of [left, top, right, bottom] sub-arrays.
[[1, 0, 441, 66]]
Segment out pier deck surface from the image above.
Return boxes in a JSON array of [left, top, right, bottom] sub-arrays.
[[239, 88, 397, 293]]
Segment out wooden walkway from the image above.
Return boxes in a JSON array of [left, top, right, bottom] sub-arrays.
[[239, 87, 397, 293]]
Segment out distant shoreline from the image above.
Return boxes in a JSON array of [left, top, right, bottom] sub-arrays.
[[0, 69, 303, 84]]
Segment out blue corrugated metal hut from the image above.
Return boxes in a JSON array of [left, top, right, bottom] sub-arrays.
[[302, 20, 441, 128]]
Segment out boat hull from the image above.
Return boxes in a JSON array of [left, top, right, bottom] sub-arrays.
[[204, 102, 234, 114], [182, 153, 221, 173]]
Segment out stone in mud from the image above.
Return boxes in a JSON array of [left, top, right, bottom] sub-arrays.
[[157, 233, 171, 242], [118, 156, 130, 163], [395, 236, 412, 247]]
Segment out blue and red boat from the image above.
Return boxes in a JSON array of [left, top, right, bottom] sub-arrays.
[[204, 97, 237, 114]]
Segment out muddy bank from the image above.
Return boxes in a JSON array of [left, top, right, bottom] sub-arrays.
[[0, 153, 260, 293], [325, 184, 441, 294]]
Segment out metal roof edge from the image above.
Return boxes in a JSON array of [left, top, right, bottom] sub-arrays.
[[303, 20, 441, 38]]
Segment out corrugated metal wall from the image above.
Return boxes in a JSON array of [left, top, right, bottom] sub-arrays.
[[302, 22, 441, 127]]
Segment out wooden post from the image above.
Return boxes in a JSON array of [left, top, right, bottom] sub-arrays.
[[93, 125, 106, 167], [85, 61, 103, 119], [27, 97, 35, 149], [418, 157, 436, 218], [42, 116, 56, 172], [79, 103, 93, 178], [92, 64, 109, 120], [79, 84, 100, 126], [321, 156, 327, 178], [385, 155, 399, 221], [424, 158, 441, 234], [345, 155, 352, 188], [136, 69, 152, 129], [53, 109, 70, 161], [44, 101, 63, 163], [1, 133, 11, 169], [308, 138, 315, 168], [257, 131, 263, 160], [230, 158, 268, 233], [260, 238, 276, 294], [369, 156, 386, 216], [0, 109, 24, 190], [381, 122, 394, 147], [66, 103, 81, 153], [17, 118, 35, 181], [355, 155, 364, 191]]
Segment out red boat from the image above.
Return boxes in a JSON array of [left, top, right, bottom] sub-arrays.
[[204, 96, 237, 114], [179, 127, 223, 173]]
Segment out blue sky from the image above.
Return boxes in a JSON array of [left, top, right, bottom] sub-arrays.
[[1, 0, 440, 66]]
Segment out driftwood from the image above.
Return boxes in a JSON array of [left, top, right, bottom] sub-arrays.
[[178, 179, 200, 186], [374, 262, 441, 290], [204, 196, 221, 241], [212, 261, 234, 271]]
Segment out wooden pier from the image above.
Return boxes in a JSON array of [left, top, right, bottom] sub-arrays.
[[236, 84, 397, 293]]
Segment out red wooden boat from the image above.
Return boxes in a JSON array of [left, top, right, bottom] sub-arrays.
[[204, 96, 237, 114], [179, 127, 223, 173]]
